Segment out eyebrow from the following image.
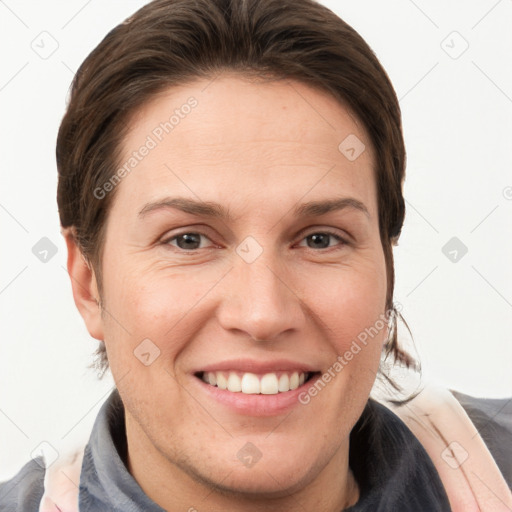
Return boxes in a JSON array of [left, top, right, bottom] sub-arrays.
[[138, 196, 370, 221]]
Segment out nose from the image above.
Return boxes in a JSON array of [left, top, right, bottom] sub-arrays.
[[216, 246, 305, 342]]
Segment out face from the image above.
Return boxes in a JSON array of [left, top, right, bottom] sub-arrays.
[[80, 74, 388, 500]]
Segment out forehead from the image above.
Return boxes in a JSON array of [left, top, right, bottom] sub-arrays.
[[112, 73, 377, 218]]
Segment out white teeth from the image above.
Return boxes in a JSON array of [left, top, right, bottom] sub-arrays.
[[227, 372, 242, 392], [289, 372, 299, 390], [260, 373, 279, 394], [216, 372, 228, 390], [241, 373, 260, 394], [278, 373, 289, 392], [201, 371, 309, 394]]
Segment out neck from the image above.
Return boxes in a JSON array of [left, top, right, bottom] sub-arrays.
[[125, 411, 360, 512]]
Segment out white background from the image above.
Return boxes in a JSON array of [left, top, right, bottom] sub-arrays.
[[1, 0, 511, 481]]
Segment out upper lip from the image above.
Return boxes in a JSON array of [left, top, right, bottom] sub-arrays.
[[193, 358, 319, 375]]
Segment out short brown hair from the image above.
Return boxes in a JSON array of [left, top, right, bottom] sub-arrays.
[[57, 0, 419, 397]]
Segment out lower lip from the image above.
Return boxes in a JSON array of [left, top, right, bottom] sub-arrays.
[[191, 374, 321, 417]]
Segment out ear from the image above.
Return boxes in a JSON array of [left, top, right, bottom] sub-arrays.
[[62, 227, 104, 341]]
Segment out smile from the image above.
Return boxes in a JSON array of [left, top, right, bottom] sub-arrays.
[[196, 371, 317, 394]]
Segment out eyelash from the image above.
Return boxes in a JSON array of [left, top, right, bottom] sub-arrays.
[[161, 229, 349, 252]]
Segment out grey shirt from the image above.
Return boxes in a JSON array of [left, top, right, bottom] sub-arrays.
[[1, 388, 511, 511]]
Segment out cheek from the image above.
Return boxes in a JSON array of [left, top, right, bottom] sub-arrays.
[[304, 258, 387, 340], [101, 267, 208, 366], [304, 264, 388, 408]]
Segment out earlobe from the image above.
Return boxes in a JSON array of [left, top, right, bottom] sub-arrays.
[[62, 228, 104, 341]]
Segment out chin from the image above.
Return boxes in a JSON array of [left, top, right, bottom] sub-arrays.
[[182, 443, 321, 498], [205, 463, 314, 498]]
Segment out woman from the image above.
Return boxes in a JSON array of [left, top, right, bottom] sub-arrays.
[[1, 0, 511, 510]]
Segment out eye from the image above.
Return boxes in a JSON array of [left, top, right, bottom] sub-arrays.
[[297, 231, 347, 250], [162, 229, 348, 252], [163, 232, 214, 251]]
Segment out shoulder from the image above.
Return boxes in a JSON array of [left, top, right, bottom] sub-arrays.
[[0, 456, 45, 512], [450, 389, 512, 488]]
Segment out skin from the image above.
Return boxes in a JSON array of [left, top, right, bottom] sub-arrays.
[[65, 72, 389, 511]]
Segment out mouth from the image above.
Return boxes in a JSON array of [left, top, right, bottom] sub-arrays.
[[191, 359, 324, 416], [194, 370, 320, 395]]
